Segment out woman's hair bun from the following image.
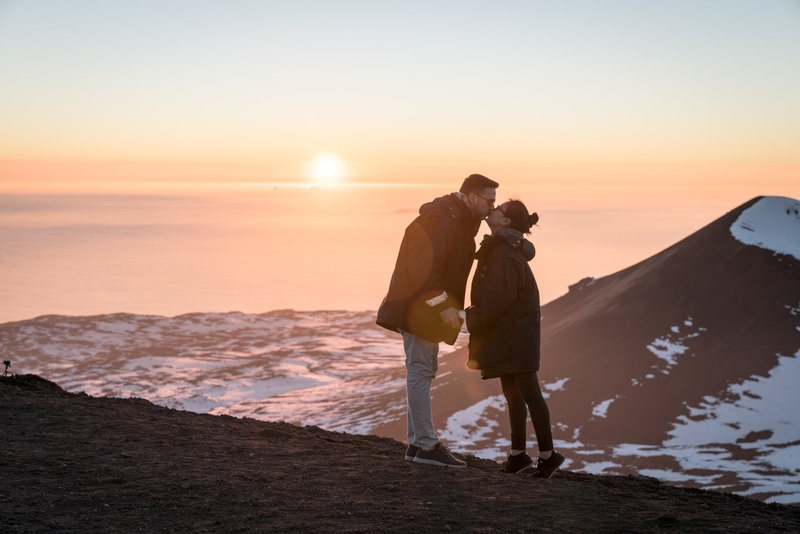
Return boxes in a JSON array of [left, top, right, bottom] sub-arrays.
[[504, 199, 539, 234]]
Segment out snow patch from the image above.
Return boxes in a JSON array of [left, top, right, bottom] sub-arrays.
[[592, 398, 616, 418], [643, 317, 705, 371], [439, 395, 510, 458], [581, 461, 619, 474], [666, 349, 800, 447], [543, 377, 569, 392], [647, 338, 688, 366], [730, 196, 800, 260]]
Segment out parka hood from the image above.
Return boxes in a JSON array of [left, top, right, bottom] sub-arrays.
[[418, 193, 468, 216]]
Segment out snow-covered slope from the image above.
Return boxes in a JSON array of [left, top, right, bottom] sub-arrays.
[[730, 196, 800, 260], [0, 311, 415, 434]]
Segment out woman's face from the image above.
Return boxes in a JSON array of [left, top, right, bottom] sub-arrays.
[[487, 202, 511, 232]]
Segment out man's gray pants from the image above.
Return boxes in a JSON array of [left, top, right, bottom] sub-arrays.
[[402, 331, 440, 451]]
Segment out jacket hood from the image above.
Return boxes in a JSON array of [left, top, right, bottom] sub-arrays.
[[480, 228, 536, 261], [418, 198, 441, 215], [418, 193, 467, 216]]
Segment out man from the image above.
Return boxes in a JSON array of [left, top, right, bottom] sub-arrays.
[[377, 174, 498, 468]]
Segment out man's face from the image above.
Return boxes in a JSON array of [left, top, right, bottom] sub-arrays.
[[469, 188, 497, 219]]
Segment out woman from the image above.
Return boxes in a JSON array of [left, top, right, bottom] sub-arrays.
[[464, 199, 565, 477]]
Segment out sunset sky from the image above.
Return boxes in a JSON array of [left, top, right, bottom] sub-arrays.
[[1, 0, 798, 193]]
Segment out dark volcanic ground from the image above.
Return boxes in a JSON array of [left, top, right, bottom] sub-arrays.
[[3, 375, 800, 533]]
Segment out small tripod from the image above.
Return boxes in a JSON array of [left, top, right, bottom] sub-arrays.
[[1, 360, 12, 378]]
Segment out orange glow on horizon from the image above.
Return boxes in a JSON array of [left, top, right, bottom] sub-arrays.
[[1, 158, 798, 199]]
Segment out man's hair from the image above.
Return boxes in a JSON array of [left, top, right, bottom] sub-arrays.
[[459, 174, 499, 194]]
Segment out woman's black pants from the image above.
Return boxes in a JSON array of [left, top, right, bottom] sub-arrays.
[[499, 372, 553, 452]]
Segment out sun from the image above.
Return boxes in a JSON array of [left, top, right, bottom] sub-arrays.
[[315, 158, 339, 183]]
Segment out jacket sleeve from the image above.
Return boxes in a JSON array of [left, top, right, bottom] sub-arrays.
[[405, 212, 457, 311], [465, 256, 523, 332]]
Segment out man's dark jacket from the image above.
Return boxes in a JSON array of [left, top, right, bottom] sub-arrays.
[[465, 228, 541, 375], [377, 194, 480, 345]]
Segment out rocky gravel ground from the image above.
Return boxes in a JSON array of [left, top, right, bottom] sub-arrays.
[[2, 374, 800, 533]]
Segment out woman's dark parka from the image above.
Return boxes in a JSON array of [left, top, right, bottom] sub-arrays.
[[465, 228, 541, 375], [377, 193, 479, 345]]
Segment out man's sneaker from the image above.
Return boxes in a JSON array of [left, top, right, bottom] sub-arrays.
[[405, 445, 419, 461], [531, 451, 565, 479], [413, 442, 466, 468], [499, 451, 534, 474]]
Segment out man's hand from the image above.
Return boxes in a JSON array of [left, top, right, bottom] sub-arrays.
[[439, 307, 462, 330]]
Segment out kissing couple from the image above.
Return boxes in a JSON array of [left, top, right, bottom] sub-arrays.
[[377, 174, 565, 478]]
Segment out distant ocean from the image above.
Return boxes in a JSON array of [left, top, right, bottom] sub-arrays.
[[0, 184, 737, 323]]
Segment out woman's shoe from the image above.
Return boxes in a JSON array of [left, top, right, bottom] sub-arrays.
[[499, 451, 534, 474], [531, 451, 565, 479]]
